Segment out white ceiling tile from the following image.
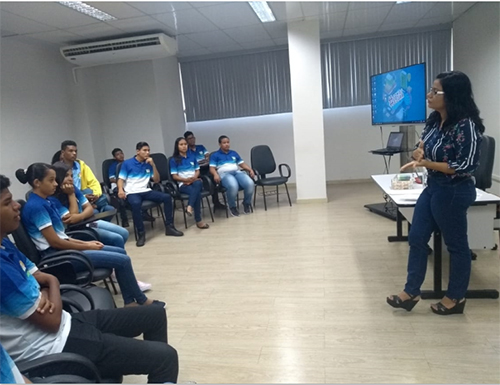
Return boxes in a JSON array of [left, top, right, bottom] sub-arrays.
[[67, 23, 124, 39], [343, 25, 379, 37], [85, 2, 145, 19], [152, 8, 218, 34], [320, 12, 347, 32], [426, 2, 475, 19], [29, 30, 83, 44], [0, 10, 56, 35], [273, 37, 289, 46], [177, 47, 211, 57], [285, 2, 304, 20], [320, 29, 344, 40], [378, 21, 418, 32], [239, 39, 276, 50], [208, 44, 242, 53], [106, 15, 172, 33], [348, 2, 396, 11], [262, 21, 288, 39], [1, 2, 99, 28], [414, 15, 453, 28], [1, 29, 17, 37], [302, 2, 349, 17], [344, 5, 393, 29], [126, 2, 192, 15], [384, 2, 436, 23], [450, 2, 476, 18], [185, 29, 237, 48], [196, 3, 260, 29], [268, 2, 287, 21], [222, 24, 271, 44], [176, 34, 202, 51], [189, 2, 237, 8]]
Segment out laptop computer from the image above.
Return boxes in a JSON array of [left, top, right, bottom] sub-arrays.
[[371, 132, 404, 154]]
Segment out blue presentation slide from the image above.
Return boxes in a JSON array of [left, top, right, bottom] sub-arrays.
[[371, 63, 426, 125]]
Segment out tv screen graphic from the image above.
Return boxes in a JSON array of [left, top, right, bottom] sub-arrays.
[[370, 63, 427, 126]]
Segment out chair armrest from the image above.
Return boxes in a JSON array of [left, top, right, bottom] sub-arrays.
[[253, 169, 262, 180], [17, 352, 102, 383], [278, 163, 291, 179], [39, 251, 94, 286], [60, 284, 95, 311]]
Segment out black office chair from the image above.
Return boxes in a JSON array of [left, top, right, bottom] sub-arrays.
[[475, 135, 495, 191], [250, 145, 292, 210], [113, 162, 166, 241], [150, 153, 214, 229]]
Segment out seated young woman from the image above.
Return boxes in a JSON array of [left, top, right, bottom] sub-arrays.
[[16, 163, 162, 307], [170, 137, 209, 230]]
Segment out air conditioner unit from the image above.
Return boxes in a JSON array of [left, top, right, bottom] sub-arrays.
[[60, 33, 177, 67]]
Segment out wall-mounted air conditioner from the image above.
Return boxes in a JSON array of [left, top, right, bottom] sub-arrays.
[[60, 33, 177, 67]]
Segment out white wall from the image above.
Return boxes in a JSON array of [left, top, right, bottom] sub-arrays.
[[453, 2, 500, 195], [187, 105, 410, 184], [0, 37, 76, 199]]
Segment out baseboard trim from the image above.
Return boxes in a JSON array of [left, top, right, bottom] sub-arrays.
[[286, 179, 371, 188], [296, 198, 329, 204], [492, 174, 500, 183]]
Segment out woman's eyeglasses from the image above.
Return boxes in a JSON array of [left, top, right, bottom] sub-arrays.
[[429, 87, 445, 96]]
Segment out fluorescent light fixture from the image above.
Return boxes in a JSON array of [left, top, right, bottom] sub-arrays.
[[59, 1, 117, 21], [396, 1, 412, 3], [248, 1, 276, 23]]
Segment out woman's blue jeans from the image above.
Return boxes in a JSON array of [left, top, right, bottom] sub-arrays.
[[220, 171, 254, 209], [43, 245, 147, 305], [404, 176, 476, 300], [92, 220, 129, 248], [179, 180, 203, 222]]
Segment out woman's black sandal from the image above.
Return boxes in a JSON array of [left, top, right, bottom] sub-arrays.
[[386, 293, 420, 311], [431, 299, 466, 315]]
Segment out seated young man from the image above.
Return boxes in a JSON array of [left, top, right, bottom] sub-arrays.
[[118, 142, 183, 247], [0, 175, 178, 383], [59, 140, 113, 216], [185, 131, 226, 211], [209, 135, 255, 217]]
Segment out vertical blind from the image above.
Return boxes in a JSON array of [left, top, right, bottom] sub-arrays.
[[180, 28, 451, 122]]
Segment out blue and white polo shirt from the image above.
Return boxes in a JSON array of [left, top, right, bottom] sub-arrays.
[[188, 145, 209, 163], [22, 194, 69, 251], [0, 344, 24, 384], [170, 153, 200, 187], [118, 157, 153, 195], [108, 160, 120, 190], [209, 149, 244, 178], [0, 238, 71, 365]]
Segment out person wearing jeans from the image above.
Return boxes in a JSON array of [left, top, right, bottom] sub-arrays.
[[118, 142, 183, 247], [15, 164, 162, 307], [209, 135, 255, 217], [170, 137, 209, 230], [387, 71, 484, 315]]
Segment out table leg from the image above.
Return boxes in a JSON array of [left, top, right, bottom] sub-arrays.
[[388, 209, 409, 242]]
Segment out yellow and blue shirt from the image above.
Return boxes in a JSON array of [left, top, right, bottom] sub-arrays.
[[170, 153, 200, 187], [209, 149, 244, 178], [118, 157, 153, 195]]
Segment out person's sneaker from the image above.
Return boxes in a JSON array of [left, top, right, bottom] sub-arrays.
[[137, 280, 152, 292], [136, 232, 146, 247], [151, 300, 166, 308], [110, 271, 118, 283], [142, 212, 156, 222], [165, 225, 184, 237], [229, 207, 240, 217], [243, 203, 252, 214]]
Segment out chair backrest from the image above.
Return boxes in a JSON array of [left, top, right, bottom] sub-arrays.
[[101, 158, 116, 189], [475, 135, 495, 191], [166, 156, 177, 183], [150, 153, 170, 182], [10, 200, 43, 265], [251, 145, 276, 177]]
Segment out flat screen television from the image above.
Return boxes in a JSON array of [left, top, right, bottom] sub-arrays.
[[370, 63, 427, 126]]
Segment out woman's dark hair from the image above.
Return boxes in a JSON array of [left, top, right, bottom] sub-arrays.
[[51, 150, 62, 165], [218, 135, 229, 144], [173, 137, 187, 164], [52, 162, 72, 207], [15, 163, 54, 188], [136, 142, 149, 150], [428, 71, 485, 133]]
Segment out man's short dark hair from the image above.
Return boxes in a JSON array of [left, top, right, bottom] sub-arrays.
[[184, 131, 194, 139], [61, 140, 77, 151], [136, 142, 150, 150], [112, 148, 122, 157], [0, 175, 10, 192], [218, 135, 229, 144]]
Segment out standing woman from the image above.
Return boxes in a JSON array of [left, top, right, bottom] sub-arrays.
[[170, 137, 209, 230], [387, 71, 484, 315], [16, 163, 162, 307]]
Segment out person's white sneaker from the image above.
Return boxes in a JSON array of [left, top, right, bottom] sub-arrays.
[[137, 280, 152, 292]]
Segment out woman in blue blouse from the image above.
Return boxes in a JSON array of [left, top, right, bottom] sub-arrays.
[[16, 163, 163, 307], [387, 71, 484, 315], [170, 137, 209, 229]]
